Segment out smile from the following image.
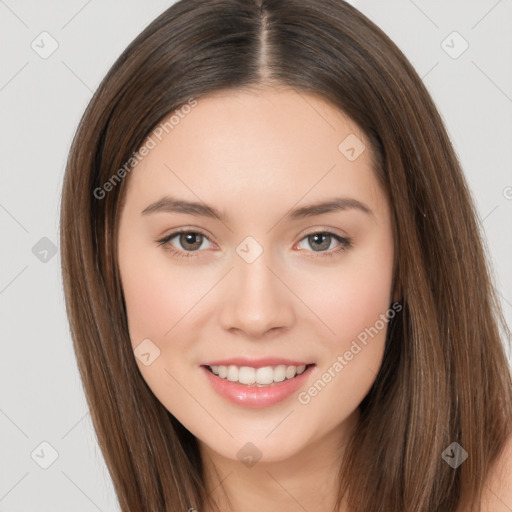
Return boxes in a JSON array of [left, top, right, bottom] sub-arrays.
[[206, 364, 308, 386], [201, 361, 316, 408]]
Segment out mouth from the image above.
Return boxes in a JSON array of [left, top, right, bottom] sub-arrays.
[[203, 363, 314, 387], [200, 361, 316, 408]]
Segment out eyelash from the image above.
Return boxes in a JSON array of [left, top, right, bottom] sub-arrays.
[[156, 229, 352, 259]]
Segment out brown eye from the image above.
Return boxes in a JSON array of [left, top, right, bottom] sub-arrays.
[[307, 233, 332, 252], [296, 231, 351, 256], [178, 232, 204, 251], [157, 230, 214, 258]]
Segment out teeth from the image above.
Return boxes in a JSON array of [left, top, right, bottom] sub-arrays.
[[239, 366, 256, 385], [256, 366, 274, 385], [286, 365, 297, 379], [227, 365, 238, 382], [209, 364, 308, 385], [274, 365, 286, 382]]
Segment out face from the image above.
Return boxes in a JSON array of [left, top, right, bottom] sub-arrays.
[[117, 86, 395, 465]]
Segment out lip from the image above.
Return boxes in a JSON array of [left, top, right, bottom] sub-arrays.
[[201, 357, 311, 368], [201, 363, 315, 409]]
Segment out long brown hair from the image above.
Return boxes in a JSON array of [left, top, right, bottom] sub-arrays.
[[59, 0, 512, 510]]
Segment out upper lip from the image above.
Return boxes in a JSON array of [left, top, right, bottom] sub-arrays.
[[202, 357, 313, 368]]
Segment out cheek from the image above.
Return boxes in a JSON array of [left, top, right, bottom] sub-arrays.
[[120, 262, 172, 344], [119, 245, 208, 347], [334, 263, 393, 345], [293, 230, 394, 411], [300, 238, 394, 349], [295, 266, 394, 424], [118, 247, 210, 415]]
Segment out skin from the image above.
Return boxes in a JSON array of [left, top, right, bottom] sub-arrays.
[[117, 85, 396, 512], [479, 435, 512, 512]]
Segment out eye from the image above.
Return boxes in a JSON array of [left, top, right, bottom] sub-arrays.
[[295, 231, 352, 257], [157, 230, 214, 258]]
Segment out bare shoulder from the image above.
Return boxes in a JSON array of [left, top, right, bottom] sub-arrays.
[[479, 433, 512, 512]]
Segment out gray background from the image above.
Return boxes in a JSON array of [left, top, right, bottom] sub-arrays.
[[1, 1, 511, 510]]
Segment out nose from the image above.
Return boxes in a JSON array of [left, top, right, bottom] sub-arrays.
[[219, 252, 295, 339]]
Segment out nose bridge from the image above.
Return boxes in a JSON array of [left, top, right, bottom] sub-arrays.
[[219, 244, 295, 337]]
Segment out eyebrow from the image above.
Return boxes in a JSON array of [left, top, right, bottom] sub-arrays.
[[141, 195, 374, 221]]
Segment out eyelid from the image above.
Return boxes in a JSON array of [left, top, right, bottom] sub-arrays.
[[298, 225, 350, 239], [157, 226, 213, 242]]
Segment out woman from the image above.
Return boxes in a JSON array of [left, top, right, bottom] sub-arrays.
[[59, 0, 512, 510]]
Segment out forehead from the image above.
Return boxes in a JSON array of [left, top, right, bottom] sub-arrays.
[[122, 86, 387, 220]]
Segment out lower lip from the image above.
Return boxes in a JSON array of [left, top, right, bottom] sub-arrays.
[[201, 365, 315, 408]]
